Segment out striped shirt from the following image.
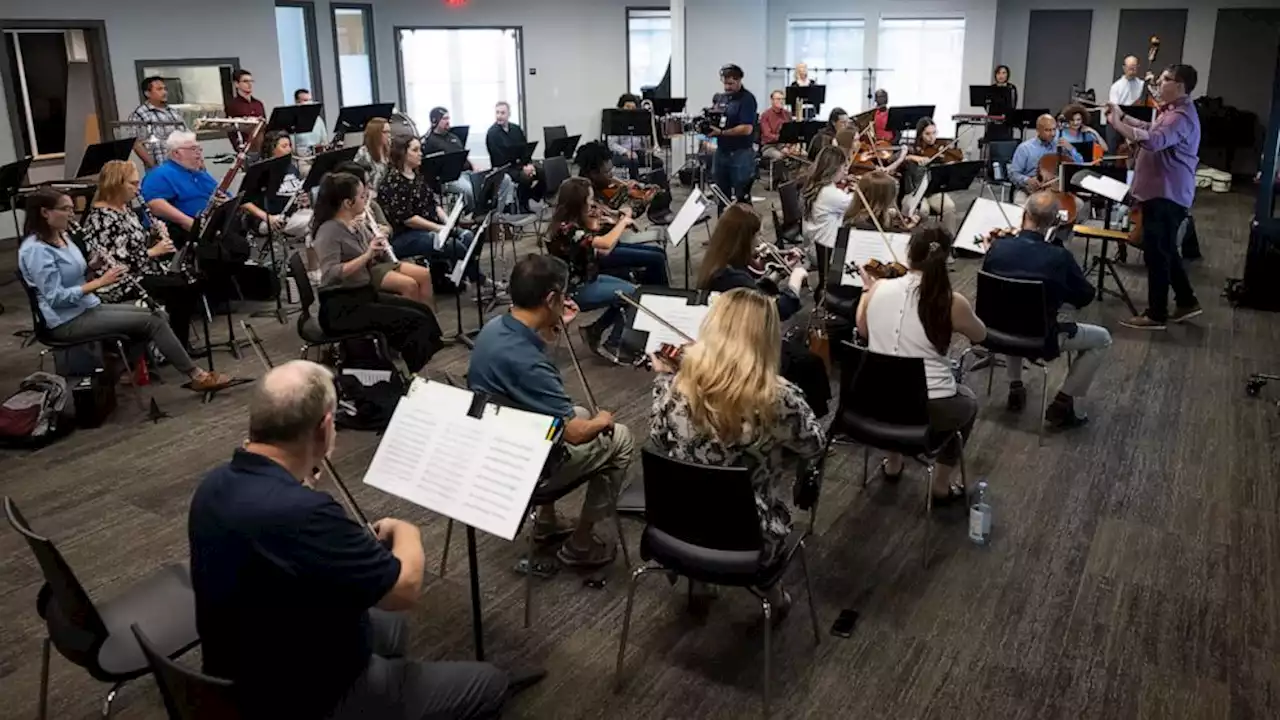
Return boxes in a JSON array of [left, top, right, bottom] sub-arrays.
[[127, 104, 187, 166]]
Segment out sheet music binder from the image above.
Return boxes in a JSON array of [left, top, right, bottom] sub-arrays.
[[363, 379, 556, 541]]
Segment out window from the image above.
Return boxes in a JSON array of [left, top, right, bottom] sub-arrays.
[[786, 19, 865, 113], [332, 4, 377, 106], [3, 30, 69, 157], [398, 28, 523, 166], [275, 2, 322, 103], [627, 9, 671, 96], [876, 17, 965, 136]]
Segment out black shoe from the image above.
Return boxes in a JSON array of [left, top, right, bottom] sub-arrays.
[[1045, 401, 1089, 429], [878, 458, 903, 484], [505, 667, 547, 698], [1007, 383, 1026, 412]]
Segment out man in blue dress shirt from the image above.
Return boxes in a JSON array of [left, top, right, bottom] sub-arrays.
[[1008, 114, 1083, 202]]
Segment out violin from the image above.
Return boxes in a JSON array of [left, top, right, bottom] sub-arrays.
[[921, 142, 963, 164], [979, 226, 1020, 248], [748, 242, 805, 294], [601, 178, 658, 215], [860, 257, 909, 280]]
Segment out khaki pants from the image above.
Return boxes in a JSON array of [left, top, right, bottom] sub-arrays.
[[540, 407, 634, 526]]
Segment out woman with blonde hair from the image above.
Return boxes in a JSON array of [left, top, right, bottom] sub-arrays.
[[650, 287, 826, 609], [354, 117, 391, 192], [82, 159, 203, 353]]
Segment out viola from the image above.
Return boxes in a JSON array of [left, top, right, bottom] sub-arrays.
[[921, 142, 963, 164]]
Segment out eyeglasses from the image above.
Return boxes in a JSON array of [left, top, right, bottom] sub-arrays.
[[176, 145, 203, 153], [52, 205, 75, 212]]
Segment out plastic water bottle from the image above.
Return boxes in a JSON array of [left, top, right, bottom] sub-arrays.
[[968, 481, 992, 545]]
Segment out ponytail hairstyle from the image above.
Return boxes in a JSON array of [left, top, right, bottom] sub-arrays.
[[907, 223, 956, 354], [311, 172, 363, 232], [801, 145, 847, 217]]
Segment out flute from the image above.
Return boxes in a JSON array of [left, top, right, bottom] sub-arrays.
[[363, 207, 397, 263]]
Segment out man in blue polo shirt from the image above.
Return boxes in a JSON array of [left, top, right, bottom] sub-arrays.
[[468, 254, 634, 568], [189, 360, 538, 718], [707, 63, 758, 206], [141, 130, 219, 236]]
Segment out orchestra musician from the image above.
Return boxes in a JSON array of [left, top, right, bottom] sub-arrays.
[[903, 117, 959, 233], [19, 188, 234, 393], [808, 107, 849, 160], [697, 204, 831, 415], [189, 360, 534, 720], [708, 64, 759, 205], [335, 161, 434, 308], [872, 89, 893, 142], [424, 107, 478, 212], [649, 286, 826, 613], [1008, 115, 1082, 202], [354, 117, 392, 193], [82, 160, 203, 354], [379, 135, 484, 288], [469, 254, 635, 569], [290, 88, 327, 155], [856, 225, 986, 502], [311, 172, 443, 373], [127, 76, 187, 171], [141, 130, 219, 240], [792, 62, 812, 87], [800, 146, 853, 295], [241, 130, 306, 235], [485, 101, 544, 211], [1058, 103, 1109, 155], [760, 90, 801, 167], [573, 142, 670, 286], [986, 65, 1019, 142], [1107, 64, 1203, 330], [981, 191, 1111, 427], [844, 169, 916, 232], [544, 176, 639, 362], [1106, 55, 1145, 151], [608, 94, 666, 182], [224, 69, 266, 155]]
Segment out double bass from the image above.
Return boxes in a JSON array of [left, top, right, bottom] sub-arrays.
[[1035, 142, 1081, 221]]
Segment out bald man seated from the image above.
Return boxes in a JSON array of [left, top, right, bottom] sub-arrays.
[[980, 191, 1111, 429], [188, 360, 542, 719], [1008, 114, 1083, 202]]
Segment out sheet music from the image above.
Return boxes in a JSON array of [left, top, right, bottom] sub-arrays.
[[435, 198, 466, 252], [363, 381, 554, 541], [955, 196, 1024, 255], [840, 230, 912, 287], [904, 174, 930, 218], [632, 294, 706, 353], [667, 187, 706, 247], [482, 403, 556, 437], [1078, 173, 1130, 203], [449, 213, 487, 287], [342, 368, 392, 387]]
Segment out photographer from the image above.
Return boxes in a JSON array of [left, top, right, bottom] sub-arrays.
[[707, 64, 758, 206]]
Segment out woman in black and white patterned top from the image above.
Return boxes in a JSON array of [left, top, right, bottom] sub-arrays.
[[82, 160, 202, 351], [649, 287, 825, 584]]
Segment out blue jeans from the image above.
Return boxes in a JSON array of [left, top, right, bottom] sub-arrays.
[[574, 274, 635, 345], [713, 147, 756, 205], [391, 229, 482, 283], [598, 241, 669, 286]]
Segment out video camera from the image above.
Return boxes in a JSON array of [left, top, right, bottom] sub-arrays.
[[695, 109, 725, 136]]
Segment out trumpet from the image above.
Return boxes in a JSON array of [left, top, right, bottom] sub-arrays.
[[363, 207, 397, 263]]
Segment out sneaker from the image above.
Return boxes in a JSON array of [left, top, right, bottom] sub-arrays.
[[1170, 305, 1203, 324], [1007, 383, 1026, 412], [556, 534, 617, 569], [1120, 313, 1167, 331], [1045, 401, 1089, 429]]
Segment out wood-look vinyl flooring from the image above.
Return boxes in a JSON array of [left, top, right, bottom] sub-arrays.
[[0, 185, 1277, 719]]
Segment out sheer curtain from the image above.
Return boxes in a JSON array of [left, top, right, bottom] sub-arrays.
[[786, 20, 865, 112], [876, 17, 966, 136], [399, 28, 522, 166], [628, 10, 671, 95]]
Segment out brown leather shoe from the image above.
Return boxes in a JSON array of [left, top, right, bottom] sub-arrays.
[[189, 371, 234, 392]]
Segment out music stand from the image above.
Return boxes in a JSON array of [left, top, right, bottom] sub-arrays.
[[970, 85, 1012, 111], [1007, 108, 1049, 140], [301, 146, 360, 193], [923, 160, 981, 225], [495, 141, 538, 169], [1070, 141, 1094, 160], [452, 125, 470, 147], [0, 158, 32, 240], [650, 98, 687, 117], [778, 120, 824, 147], [74, 138, 135, 178], [785, 85, 826, 113], [1066, 167, 1140, 315], [886, 105, 936, 138], [1120, 105, 1155, 123], [424, 149, 469, 186], [189, 193, 251, 370], [333, 103, 395, 136], [601, 109, 653, 140], [238, 155, 296, 324], [851, 109, 876, 133], [546, 134, 581, 160], [267, 103, 324, 136]]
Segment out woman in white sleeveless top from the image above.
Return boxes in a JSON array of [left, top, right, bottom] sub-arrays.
[[856, 225, 987, 504]]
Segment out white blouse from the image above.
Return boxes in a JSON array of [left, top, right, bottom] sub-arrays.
[[801, 184, 852, 250], [866, 273, 957, 399]]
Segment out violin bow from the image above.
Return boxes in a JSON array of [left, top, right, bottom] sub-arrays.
[[614, 291, 696, 344], [850, 181, 903, 265], [857, 123, 889, 171]]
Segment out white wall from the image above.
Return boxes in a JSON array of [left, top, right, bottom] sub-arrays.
[[765, 0, 999, 114], [994, 0, 1280, 103], [685, 0, 768, 110]]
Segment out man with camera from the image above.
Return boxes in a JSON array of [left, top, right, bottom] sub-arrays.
[[706, 63, 758, 206]]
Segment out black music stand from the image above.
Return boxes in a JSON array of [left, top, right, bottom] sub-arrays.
[[546, 134, 581, 160], [451, 125, 470, 147], [601, 109, 653, 142], [301, 146, 360, 193], [852, 109, 877, 133], [1070, 140, 1095, 160], [785, 85, 826, 116], [1065, 166, 1140, 315], [189, 193, 252, 371], [74, 138, 136, 178], [267, 103, 324, 136], [240, 155, 296, 324], [495, 141, 538, 169], [886, 105, 936, 139], [1007, 108, 1049, 140], [650, 98, 686, 116], [778, 120, 824, 147], [923, 160, 981, 224], [424, 149, 469, 187], [970, 85, 1012, 111], [333, 103, 396, 138], [0, 157, 33, 318]]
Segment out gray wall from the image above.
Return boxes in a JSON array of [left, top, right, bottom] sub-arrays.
[[1113, 8, 1186, 77], [1022, 10, 1091, 113], [1206, 9, 1280, 175]]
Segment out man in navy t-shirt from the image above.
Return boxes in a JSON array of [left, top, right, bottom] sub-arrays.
[[707, 63, 758, 206], [189, 360, 538, 718]]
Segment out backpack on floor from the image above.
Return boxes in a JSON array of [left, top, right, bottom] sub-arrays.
[[0, 373, 73, 448]]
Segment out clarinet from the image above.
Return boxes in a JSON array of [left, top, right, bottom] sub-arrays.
[[72, 220, 161, 311]]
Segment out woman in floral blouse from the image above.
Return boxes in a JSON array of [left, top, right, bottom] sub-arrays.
[[649, 287, 825, 610], [81, 160, 202, 352]]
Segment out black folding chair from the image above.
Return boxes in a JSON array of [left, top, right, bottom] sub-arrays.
[[286, 253, 392, 365], [5, 497, 199, 719], [982, 140, 1019, 202], [131, 624, 238, 720], [773, 180, 804, 246], [969, 270, 1057, 441], [613, 447, 820, 718], [827, 344, 969, 566]]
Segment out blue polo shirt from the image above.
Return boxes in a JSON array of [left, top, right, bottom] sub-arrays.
[[467, 314, 575, 419], [714, 88, 758, 152], [189, 449, 400, 718], [141, 159, 218, 219]]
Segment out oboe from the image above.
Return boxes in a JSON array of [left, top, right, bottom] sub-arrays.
[[72, 220, 160, 311]]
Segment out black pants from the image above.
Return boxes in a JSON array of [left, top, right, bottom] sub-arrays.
[[1140, 198, 1199, 321], [140, 274, 200, 349], [781, 340, 830, 417], [319, 286, 443, 373]]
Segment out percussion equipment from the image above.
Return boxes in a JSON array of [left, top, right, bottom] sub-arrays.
[[389, 112, 420, 140]]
